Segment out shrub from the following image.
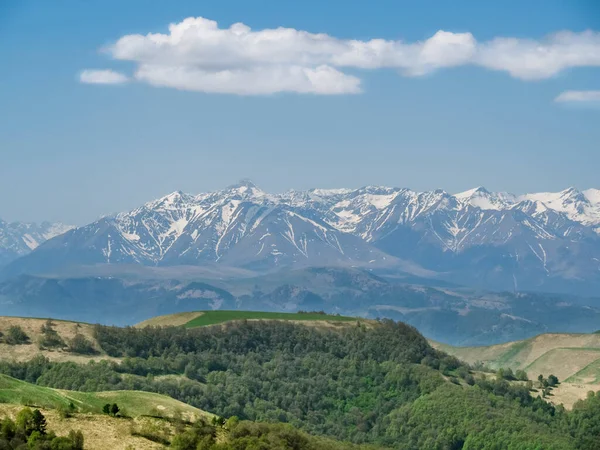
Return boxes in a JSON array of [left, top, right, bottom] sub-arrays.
[[68, 334, 97, 355], [5, 326, 30, 345], [39, 320, 66, 349]]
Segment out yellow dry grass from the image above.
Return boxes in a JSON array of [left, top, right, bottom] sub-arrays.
[[435, 333, 600, 374], [543, 383, 600, 410], [135, 311, 205, 328], [0, 316, 116, 363], [244, 318, 377, 330], [432, 340, 516, 365], [516, 334, 600, 369], [0, 404, 166, 450], [524, 348, 600, 382], [436, 333, 600, 408]]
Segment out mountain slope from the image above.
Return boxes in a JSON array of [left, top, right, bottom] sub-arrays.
[[0, 219, 72, 267], [3, 182, 600, 294], [434, 332, 600, 408]]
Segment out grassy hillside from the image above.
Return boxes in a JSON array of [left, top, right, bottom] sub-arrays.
[[0, 316, 109, 363], [434, 332, 600, 408], [0, 373, 207, 421], [0, 404, 168, 450], [6, 317, 600, 447], [137, 310, 359, 328], [1, 374, 374, 450], [434, 333, 600, 374]]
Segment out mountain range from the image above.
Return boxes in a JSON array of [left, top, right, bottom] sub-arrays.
[[2, 180, 600, 295], [0, 219, 72, 267]]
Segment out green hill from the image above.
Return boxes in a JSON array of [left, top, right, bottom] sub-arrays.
[[0, 374, 374, 450], [0, 373, 206, 421], [7, 317, 600, 447]]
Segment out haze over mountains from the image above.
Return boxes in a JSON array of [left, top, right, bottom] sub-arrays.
[[0, 219, 72, 267], [1, 181, 600, 344], [2, 180, 599, 295]]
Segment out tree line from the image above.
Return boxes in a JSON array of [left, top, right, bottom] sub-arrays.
[[1, 319, 600, 448]]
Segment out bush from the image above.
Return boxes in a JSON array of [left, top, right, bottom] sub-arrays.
[[39, 320, 66, 349], [103, 403, 120, 417], [5, 326, 30, 345], [515, 370, 529, 381], [68, 334, 97, 355], [497, 367, 516, 381], [58, 402, 77, 419]]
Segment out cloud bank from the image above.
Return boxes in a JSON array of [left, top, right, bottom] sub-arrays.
[[80, 17, 600, 95]]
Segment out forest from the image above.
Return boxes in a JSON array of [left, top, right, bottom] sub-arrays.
[[2, 319, 600, 449]]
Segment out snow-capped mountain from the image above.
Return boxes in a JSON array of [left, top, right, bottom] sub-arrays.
[[4, 181, 396, 276], [3, 181, 600, 295], [313, 185, 600, 292], [0, 219, 73, 266]]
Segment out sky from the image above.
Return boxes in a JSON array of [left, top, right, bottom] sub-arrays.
[[0, 0, 599, 225]]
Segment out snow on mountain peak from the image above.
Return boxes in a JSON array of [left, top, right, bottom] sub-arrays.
[[223, 179, 268, 199], [454, 187, 515, 211], [583, 188, 600, 204], [454, 186, 489, 198], [519, 187, 600, 226], [0, 219, 73, 263], [5, 182, 600, 296]]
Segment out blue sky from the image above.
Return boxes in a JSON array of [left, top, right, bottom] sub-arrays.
[[1, 0, 599, 225]]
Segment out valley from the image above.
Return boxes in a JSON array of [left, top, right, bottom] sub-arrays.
[[1, 266, 599, 346]]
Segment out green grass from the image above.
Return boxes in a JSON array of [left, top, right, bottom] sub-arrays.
[[0, 374, 206, 419], [0, 375, 74, 411], [184, 310, 357, 328], [566, 358, 600, 384], [494, 340, 533, 368]]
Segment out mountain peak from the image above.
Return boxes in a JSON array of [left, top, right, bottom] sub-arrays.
[[453, 187, 514, 211], [153, 190, 191, 206], [230, 179, 258, 189], [454, 186, 490, 199], [561, 186, 582, 197]]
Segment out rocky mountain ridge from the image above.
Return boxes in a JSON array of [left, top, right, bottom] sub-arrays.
[[3, 181, 599, 294]]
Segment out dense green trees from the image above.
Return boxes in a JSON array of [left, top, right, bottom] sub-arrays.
[[0, 408, 83, 449], [1, 319, 600, 448], [170, 417, 381, 450]]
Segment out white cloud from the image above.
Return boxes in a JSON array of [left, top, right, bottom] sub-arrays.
[[81, 17, 600, 94], [476, 31, 600, 80], [555, 90, 600, 102], [135, 64, 360, 95], [79, 69, 129, 84]]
